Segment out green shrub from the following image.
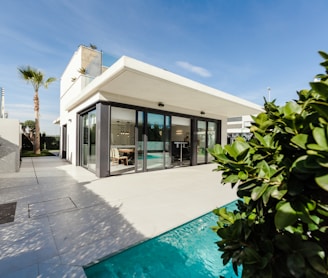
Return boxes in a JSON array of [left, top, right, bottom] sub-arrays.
[[21, 150, 55, 157], [209, 51, 328, 278]]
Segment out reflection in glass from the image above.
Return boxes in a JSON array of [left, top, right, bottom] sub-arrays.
[[137, 111, 144, 172], [171, 116, 190, 167], [82, 114, 88, 167], [197, 120, 206, 164], [147, 113, 165, 170], [164, 115, 171, 168], [81, 109, 96, 172], [110, 107, 136, 175], [207, 122, 217, 163], [89, 110, 96, 171]]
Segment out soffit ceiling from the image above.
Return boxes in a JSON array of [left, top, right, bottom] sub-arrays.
[[73, 56, 263, 118]]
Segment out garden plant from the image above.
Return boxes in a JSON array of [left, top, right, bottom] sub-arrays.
[[209, 51, 328, 278], [18, 66, 56, 155]]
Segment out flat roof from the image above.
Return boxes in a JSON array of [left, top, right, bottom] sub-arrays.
[[67, 56, 263, 117]]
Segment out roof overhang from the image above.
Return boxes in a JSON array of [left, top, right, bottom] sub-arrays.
[[66, 56, 263, 118], [53, 117, 60, 125]]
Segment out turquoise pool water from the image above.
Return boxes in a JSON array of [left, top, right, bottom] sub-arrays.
[[84, 201, 240, 277]]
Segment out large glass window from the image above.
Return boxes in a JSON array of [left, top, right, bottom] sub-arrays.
[[196, 120, 218, 164], [110, 107, 136, 175], [106, 105, 219, 175], [81, 109, 96, 172]]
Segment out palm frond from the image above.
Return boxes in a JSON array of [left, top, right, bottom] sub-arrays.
[[18, 66, 55, 91], [44, 77, 56, 88]]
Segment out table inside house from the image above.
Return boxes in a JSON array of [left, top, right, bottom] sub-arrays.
[[118, 148, 134, 154], [173, 141, 188, 166], [118, 148, 135, 164]]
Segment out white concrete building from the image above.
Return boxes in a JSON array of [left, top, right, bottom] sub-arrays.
[[227, 115, 254, 143], [59, 45, 262, 177]]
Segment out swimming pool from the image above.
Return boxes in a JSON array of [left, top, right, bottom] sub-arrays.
[[84, 201, 240, 277]]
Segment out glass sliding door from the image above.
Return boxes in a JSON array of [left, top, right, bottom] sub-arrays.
[[110, 107, 136, 175], [171, 116, 190, 167], [164, 115, 171, 168], [81, 109, 96, 172], [82, 114, 89, 168], [196, 120, 206, 164], [146, 113, 165, 170], [62, 124, 67, 159], [89, 110, 96, 172], [137, 111, 145, 172]]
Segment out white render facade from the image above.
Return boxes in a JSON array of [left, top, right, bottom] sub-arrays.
[[227, 115, 255, 143], [60, 45, 262, 177]]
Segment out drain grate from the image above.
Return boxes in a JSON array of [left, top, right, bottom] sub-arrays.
[[0, 202, 17, 224]]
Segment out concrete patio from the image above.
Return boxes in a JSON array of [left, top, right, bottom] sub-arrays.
[[0, 156, 237, 277]]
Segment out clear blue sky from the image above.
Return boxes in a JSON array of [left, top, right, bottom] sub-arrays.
[[1, 0, 327, 135]]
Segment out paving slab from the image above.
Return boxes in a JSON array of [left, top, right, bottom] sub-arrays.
[[0, 156, 237, 277]]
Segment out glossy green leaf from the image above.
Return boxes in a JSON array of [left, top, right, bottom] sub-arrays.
[[311, 101, 328, 120], [216, 207, 235, 223], [271, 188, 287, 200], [224, 144, 238, 160], [300, 242, 324, 258], [216, 153, 231, 163], [315, 172, 328, 191], [292, 201, 313, 224], [287, 253, 305, 277], [257, 160, 271, 179], [209, 144, 224, 155], [233, 141, 250, 157], [292, 155, 320, 174], [242, 247, 262, 264], [307, 255, 328, 274], [283, 101, 302, 116], [310, 81, 328, 100], [251, 183, 269, 201], [312, 127, 328, 149], [317, 157, 328, 168], [253, 132, 267, 147], [238, 171, 248, 180], [262, 186, 276, 205], [237, 179, 258, 191], [291, 134, 308, 149], [274, 234, 292, 252], [275, 202, 298, 229], [223, 174, 239, 184], [306, 200, 316, 211]]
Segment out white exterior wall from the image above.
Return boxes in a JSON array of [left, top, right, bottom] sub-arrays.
[[64, 94, 101, 165], [60, 46, 102, 163], [227, 115, 253, 134], [0, 119, 21, 172], [61, 46, 102, 96], [221, 118, 228, 146]]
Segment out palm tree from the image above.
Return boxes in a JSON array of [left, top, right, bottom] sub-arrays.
[[18, 66, 56, 154]]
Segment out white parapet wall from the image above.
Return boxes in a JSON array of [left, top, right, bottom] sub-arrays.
[[0, 119, 21, 173]]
